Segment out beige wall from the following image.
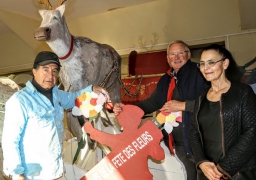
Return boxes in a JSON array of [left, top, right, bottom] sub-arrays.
[[68, 0, 241, 53], [1, 0, 256, 75], [0, 8, 50, 75], [0, 33, 36, 74]]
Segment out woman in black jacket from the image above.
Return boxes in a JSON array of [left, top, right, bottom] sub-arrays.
[[189, 44, 256, 180]]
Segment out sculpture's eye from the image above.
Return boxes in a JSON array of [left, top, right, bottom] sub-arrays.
[[53, 16, 58, 20]]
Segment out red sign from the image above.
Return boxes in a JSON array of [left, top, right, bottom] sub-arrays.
[[81, 105, 165, 180]]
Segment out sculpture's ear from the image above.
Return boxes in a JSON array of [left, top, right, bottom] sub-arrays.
[[56, 4, 65, 16], [39, 9, 47, 18]]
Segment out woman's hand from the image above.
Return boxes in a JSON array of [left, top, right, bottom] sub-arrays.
[[113, 103, 124, 116], [199, 162, 223, 180]]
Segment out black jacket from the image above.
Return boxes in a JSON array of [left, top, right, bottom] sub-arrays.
[[137, 60, 205, 157], [190, 82, 256, 178]]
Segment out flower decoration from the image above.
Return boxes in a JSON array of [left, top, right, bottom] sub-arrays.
[[152, 111, 182, 133], [72, 92, 107, 121]]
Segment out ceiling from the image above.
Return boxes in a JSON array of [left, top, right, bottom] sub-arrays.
[[0, 0, 157, 34]]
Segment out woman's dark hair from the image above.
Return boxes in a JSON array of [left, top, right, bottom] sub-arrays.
[[201, 44, 242, 82]]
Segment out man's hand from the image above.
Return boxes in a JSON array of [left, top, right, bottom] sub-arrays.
[[12, 174, 26, 180], [113, 103, 124, 116], [160, 100, 185, 113], [199, 162, 222, 180], [92, 86, 110, 101]]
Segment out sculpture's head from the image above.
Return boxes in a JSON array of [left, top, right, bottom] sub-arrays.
[[34, 0, 68, 41]]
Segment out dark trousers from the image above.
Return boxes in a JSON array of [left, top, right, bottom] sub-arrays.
[[175, 145, 197, 180]]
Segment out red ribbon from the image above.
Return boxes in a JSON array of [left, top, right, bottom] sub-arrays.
[[59, 35, 74, 60], [167, 68, 176, 155]]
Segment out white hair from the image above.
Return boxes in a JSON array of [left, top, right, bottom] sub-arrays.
[[167, 40, 190, 54]]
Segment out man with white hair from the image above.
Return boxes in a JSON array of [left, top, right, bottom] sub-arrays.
[[114, 40, 206, 180]]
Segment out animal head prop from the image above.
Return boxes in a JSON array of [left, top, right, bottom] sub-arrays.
[[34, 1, 69, 42]]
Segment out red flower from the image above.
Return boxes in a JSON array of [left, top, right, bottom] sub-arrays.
[[75, 98, 82, 107], [90, 98, 97, 106]]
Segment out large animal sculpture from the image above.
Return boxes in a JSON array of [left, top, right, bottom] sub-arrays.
[[34, 0, 122, 151], [34, 1, 121, 106]]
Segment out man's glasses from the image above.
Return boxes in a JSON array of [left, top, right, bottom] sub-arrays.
[[168, 50, 189, 58], [197, 58, 226, 68]]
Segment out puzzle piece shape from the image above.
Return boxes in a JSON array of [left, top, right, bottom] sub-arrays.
[[81, 105, 165, 180]]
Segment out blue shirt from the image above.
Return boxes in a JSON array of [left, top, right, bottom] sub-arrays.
[[2, 81, 92, 179]]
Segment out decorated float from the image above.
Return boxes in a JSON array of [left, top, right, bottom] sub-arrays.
[[0, 1, 186, 179]]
